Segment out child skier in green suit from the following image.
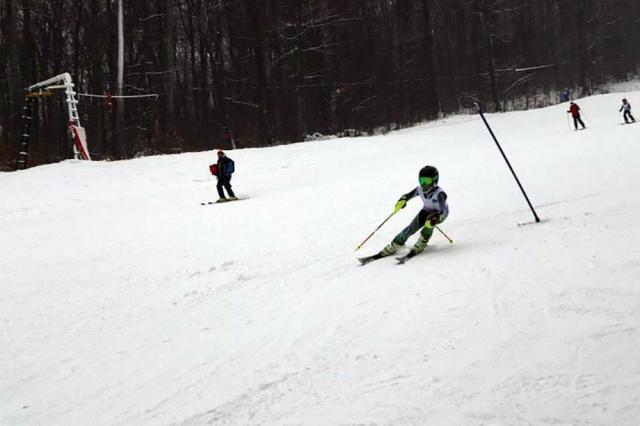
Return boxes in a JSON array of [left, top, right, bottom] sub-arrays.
[[360, 165, 449, 264]]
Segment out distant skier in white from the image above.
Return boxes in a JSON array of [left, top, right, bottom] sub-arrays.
[[619, 99, 636, 124]]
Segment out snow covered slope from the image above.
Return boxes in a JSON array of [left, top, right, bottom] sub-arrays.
[[2, 92, 640, 425]]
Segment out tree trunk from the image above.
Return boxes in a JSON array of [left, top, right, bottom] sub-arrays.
[[5, 0, 19, 116], [116, 0, 125, 157], [421, 0, 440, 118], [163, 0, 177, 149], [479, 0, 502, 112], [247, 0, 274, 145]]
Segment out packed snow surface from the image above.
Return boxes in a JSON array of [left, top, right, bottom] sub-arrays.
[[2, 92, 640, 425]]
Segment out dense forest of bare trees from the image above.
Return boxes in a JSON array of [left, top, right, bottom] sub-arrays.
[[1, 0, 639, 169]]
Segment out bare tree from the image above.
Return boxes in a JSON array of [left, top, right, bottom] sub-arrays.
[[116, 0, 125, 156], [2, 0, 640, 169]]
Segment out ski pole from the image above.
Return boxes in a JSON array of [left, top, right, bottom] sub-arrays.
[[435, 225, 453, 244], [581, 109, 589, 122], [355, 212, 396, 251]]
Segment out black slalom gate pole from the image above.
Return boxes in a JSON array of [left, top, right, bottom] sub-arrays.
[[475, 103, 541, 223]]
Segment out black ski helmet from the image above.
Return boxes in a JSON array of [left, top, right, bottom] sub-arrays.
[[419, 165, 439, 186]]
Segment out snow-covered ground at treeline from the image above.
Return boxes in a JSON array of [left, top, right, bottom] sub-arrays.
[[2, 91, 640, 426]]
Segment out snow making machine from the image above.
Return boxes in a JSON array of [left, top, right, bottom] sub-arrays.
[[17, 73, 91, 170]]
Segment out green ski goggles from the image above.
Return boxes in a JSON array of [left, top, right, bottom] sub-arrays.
[[419, 176, 435, 186]]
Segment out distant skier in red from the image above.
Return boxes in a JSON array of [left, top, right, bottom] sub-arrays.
[[567, 101, 586, 130]]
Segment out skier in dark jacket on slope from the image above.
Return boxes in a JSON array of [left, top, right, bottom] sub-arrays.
[[567, 101, 586, 130], [374, 165, 449, 259], [619, 98, 636, 124], [213, 150, 237, 202]]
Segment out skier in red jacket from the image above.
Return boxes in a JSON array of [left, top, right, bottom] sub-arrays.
[[567, 101, 586, 130]]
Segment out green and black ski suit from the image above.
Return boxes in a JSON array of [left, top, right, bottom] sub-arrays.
[[389, 185, 449, 252]]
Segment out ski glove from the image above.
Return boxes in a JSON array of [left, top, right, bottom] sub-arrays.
[[424, 212, 439, 228], [394, 198, 407, 213]]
